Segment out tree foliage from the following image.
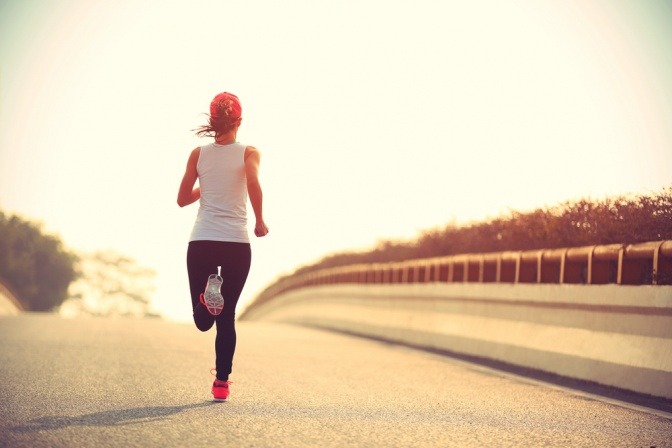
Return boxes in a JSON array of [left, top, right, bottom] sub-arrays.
[[61, 250, 157, 318], [290, 186, 672, 278], [0, 211, 78, 311]]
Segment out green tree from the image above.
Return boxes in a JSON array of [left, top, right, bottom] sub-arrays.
[[0, 211, 78, 311]]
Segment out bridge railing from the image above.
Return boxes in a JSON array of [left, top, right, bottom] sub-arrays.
[[244, 239, 672, 399], [253, 240, 672, 307]]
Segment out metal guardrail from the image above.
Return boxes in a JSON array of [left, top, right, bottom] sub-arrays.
[[252, 240, 672, 308]]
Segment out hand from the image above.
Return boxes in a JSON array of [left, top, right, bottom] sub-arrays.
[[254, 221, 269, 237]]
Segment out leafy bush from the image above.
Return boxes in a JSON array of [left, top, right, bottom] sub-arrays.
[[291, 186, 672, 277], [0, 211, 78, 311]]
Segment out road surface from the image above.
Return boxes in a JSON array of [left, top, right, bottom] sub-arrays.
[[0, 314, 670, 447]]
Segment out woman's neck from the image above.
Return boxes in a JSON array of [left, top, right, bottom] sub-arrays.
[[215, 131, 237, 145]]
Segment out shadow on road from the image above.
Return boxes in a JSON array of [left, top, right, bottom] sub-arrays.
[[10, 401, 218, 433]]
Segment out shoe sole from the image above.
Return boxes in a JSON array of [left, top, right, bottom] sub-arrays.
[[203, 292, 224, 315], [203, 275, 224, 316]]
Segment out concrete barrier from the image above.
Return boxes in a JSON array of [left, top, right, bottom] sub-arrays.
[[0, 281, 23, 315], [243, 282, 672, 399]]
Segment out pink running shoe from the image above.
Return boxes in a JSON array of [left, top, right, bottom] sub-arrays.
[[200, 274, 224, 316], [212, 379, 232, 402]]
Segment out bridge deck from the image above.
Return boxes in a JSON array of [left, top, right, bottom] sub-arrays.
[[1, 314, 670, 447]]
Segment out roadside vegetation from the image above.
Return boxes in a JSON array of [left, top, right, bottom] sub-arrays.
[[0, 210, 157, 316], [0, 212, 77, 311], [291, 186, 672, 278]]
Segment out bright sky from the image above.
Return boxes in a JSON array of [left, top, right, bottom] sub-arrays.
[[1, 0, 671, 322]]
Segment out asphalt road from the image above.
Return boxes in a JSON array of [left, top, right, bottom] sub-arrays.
[[0, 314, 670, 447]]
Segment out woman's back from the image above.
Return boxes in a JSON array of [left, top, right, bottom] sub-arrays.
[[190, 142, 249, 243]]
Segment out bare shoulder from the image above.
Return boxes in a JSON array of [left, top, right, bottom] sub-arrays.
[[187, 146, 201, 158], [244, 145, 260, 160], [186, 147, 201, 167]]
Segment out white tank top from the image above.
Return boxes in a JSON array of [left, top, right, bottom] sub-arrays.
[[189, 142, 250, 243]]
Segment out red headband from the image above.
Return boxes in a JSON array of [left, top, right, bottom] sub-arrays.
[[210, 92, 242, 121]]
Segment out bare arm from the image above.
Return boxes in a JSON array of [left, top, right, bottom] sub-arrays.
[[245, 146, 269, 237], [177, 147, 201, 207]]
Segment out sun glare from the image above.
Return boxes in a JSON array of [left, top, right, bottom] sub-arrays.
[[1, 0, 670, 321]]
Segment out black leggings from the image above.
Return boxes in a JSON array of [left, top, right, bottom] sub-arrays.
[[187, 240, 251, 381]]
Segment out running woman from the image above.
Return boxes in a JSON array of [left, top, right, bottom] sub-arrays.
[[177, 92, 269, 401]]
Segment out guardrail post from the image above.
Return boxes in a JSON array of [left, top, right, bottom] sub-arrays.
[[514, 252, 521, 284], [587, 245, 596, 285], [616, 247, 624, 285], [653, 241, 665, 285]]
